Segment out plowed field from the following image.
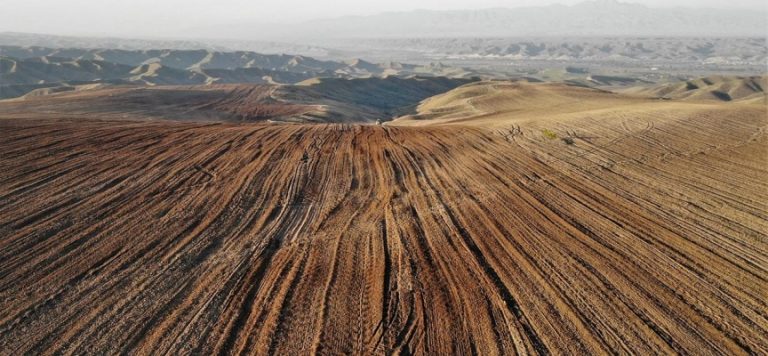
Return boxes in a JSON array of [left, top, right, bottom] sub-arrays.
[[0, 85, 766, 354]]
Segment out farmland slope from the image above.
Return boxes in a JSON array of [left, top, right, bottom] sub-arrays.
[[0, 81, 766, 354]]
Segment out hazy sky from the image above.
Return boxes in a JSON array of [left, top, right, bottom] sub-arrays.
[[1, 0, 765, 37]]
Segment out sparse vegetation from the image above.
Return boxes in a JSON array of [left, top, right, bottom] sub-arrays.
[[542, 129, 558, 140]]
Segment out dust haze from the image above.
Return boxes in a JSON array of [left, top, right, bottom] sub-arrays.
[[1, 0, 766, 38]]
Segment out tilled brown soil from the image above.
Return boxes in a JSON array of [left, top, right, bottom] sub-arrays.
[[0, 104, 766, 354], [0, 85, 318, 122]]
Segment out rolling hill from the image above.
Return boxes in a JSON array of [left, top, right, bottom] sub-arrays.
[[393, 77, 767, 127], [0, 74, 765, 354], [619, 76, 768, 103], [393, 80, 644, 126], [0, 77, 476, 123]]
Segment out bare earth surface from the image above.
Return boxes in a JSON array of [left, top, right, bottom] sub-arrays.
[[0, 82, 766, 354]]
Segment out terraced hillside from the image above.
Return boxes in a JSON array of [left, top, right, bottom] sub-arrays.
[[0, 81, 766, 354]]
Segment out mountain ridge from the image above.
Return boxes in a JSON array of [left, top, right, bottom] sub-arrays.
[[0, 46, 477, 99]]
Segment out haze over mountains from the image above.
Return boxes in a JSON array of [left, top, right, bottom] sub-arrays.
[[1, 1, 764, 42], [316, 37, 768, 66], [184, 0, 766, 39], [3, 33, 765, 65], [1, 0, 764, 85]]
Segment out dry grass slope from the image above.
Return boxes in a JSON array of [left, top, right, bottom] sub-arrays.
[[619, 75, 768, 103]]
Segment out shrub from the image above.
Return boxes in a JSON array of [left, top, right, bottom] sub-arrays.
[[542, 129, 558, 140]]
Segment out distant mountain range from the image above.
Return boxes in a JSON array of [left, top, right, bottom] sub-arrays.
[[0, 46, 474, 99], [0, 32, 337, 58], [317, 37, 768, 65], [184, 0, 767, 39]]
